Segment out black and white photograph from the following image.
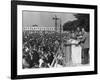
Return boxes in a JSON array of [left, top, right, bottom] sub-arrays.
[[11, 1, 97, 79], [22, 11, 90, 69]]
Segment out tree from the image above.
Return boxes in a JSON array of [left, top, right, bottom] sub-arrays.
[[63, 14, 90, 32]]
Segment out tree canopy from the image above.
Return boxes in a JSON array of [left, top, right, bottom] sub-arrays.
[[63, 14, 90, 32]]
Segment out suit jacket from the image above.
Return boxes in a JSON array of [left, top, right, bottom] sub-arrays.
[[80, 32, 90, 49]]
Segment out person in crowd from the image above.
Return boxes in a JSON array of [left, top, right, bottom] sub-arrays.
[[22, 50, 30, 69], [47, 51, 54, 65], [39, 56, 44, 68], [31, 49, 40, 68]]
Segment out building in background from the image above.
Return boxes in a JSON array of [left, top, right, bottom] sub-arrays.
[[23, 25, 55, 33]]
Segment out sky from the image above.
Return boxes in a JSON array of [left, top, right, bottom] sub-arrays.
[[23, 11, 77, 28]]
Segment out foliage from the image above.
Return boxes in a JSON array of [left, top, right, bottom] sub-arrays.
[[63, 14, 90, 32]]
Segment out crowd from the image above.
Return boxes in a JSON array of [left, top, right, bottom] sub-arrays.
[[23, 31, 66, 68], [22, 27, 90, 68]]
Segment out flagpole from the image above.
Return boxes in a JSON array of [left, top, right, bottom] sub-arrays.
[[60, 18, 62, 46]]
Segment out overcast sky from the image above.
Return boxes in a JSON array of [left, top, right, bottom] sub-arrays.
[[23, 11, 77, 27]]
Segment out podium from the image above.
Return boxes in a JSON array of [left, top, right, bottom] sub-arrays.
[[63, 39, 82, 66], [63, 44, 72, 66]]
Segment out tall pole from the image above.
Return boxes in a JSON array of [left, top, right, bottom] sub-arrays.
[[60, 18, 62, 45], [53, 15, 59, 32], [60, 18, 65, 66]]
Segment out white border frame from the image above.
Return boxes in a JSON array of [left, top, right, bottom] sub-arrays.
[[17, 5, 95, 75]]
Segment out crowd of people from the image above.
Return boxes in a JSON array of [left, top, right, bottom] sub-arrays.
[[23, 31, 64, 68], [22, 27, 90, 69]]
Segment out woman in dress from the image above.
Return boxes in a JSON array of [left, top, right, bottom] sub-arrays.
[[70, 32, 82, 66]]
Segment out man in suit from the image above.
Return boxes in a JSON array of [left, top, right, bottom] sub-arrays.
[[80, 28, 90, 64]]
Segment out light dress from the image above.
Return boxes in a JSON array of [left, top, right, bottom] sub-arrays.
[[69, 39, 82, 65]]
